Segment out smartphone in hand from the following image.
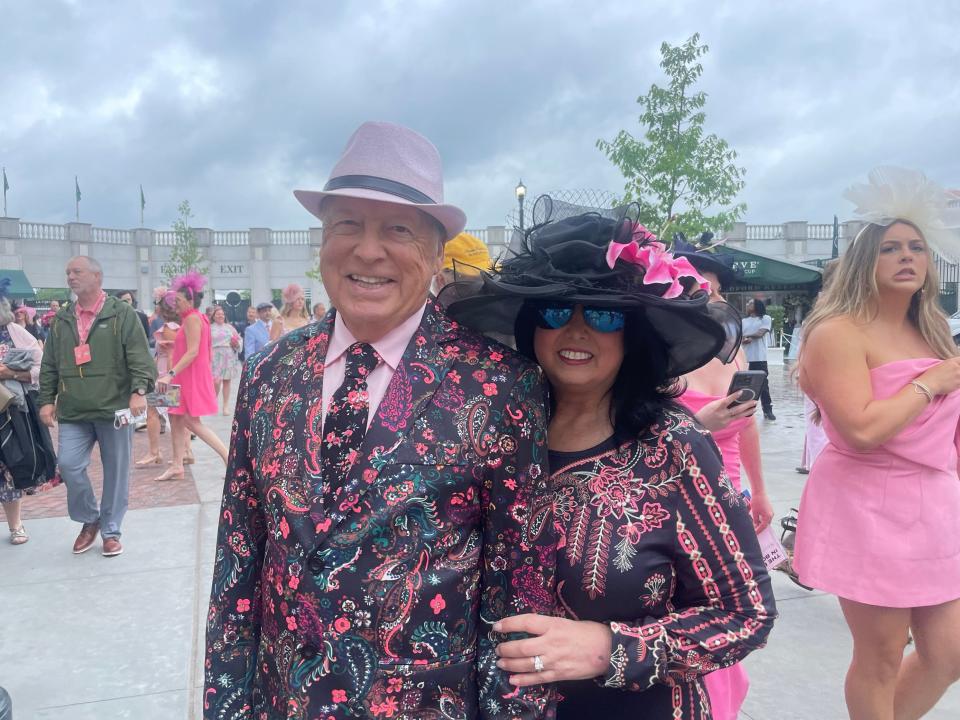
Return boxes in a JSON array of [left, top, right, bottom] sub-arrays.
[[727, 370, 766, 407]]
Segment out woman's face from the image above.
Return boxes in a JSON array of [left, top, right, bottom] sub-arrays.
[[533, 305, 624, 398], [745, 299, 756, 316], [213, 307, 226, 323], [874, 222, 928, 296], [174, 292, 192, 315], [292, 294, 305, 311]]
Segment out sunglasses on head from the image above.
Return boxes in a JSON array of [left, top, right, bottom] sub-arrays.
[[535, 304, 626, 333]]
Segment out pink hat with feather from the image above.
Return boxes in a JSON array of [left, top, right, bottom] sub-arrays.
[[294, 121, 466, 241]]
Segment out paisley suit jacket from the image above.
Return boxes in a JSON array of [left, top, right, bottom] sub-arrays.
[[204, 300, 557, 719]]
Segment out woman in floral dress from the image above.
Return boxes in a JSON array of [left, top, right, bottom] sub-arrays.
[[209, 306, 241, 415], [444, 207, 777, 718]]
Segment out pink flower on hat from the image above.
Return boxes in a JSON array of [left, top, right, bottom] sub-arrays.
[[606, 223, 709, 299]]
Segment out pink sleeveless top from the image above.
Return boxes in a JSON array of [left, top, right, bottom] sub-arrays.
[[170, 309, 218, 417], [677, 393, 750, 489], [677, 361, 750, 489]]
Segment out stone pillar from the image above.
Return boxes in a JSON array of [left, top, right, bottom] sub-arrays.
[[249, 228, 271, 305], [783, 221, 807, 260], [725, 222, 747, 249], [133, 229, 156, 310], [485, 226, 507, 262], [308, 227, 328, 307], [0, 217, 18, 241], [66, 222, 93, 258], [0, 218, 20, 268]]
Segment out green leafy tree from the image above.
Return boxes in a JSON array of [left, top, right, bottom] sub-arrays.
[[165, 200, 208, 281], [597, 33, 746, 239]]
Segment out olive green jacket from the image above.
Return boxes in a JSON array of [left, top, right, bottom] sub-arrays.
[[38, 296, 157, 422]]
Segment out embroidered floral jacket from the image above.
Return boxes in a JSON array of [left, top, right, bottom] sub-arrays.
[[204, 300, 557, 719], [550, 409, 777, 719]]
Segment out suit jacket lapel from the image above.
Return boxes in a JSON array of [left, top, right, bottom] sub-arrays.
[[287, 314, 333, 518], [317, 300, 460, 543]]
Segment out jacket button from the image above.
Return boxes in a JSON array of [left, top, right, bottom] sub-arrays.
[[300, 644, 319, 659], [307, 555, 325, 574]]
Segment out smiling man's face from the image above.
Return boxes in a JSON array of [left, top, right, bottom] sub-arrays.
[[319, 196, 443, 342]]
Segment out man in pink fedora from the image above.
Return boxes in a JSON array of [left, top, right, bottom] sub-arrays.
[[204, 121, 557, 719]]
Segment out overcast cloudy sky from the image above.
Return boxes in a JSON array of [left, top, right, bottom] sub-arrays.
[[1, 0, 957, 232]]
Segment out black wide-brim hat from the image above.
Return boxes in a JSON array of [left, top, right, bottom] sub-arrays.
[[440, 208, 741, 377]]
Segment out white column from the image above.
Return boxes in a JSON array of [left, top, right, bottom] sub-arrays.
[[249, 228, 271, 305]]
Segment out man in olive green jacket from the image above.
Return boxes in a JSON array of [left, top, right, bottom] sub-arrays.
[[38, 256, 156, 557]]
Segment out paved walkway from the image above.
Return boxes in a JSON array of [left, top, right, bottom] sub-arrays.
[[1, 369, 958, 719]]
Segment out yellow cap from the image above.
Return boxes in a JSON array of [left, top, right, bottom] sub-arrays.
[[442, 232, 491, 274]]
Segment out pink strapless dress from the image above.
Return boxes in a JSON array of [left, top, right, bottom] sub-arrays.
[[794, 359, 960, 607], [677, 390, 752, 720]]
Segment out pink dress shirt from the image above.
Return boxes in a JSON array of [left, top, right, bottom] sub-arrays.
[[321, 304, 426, 427]]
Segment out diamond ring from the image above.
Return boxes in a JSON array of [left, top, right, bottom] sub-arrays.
[[533, 655, 545, 673]]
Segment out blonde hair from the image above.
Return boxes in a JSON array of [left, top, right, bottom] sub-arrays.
[[280, 285, 309, 321], [801, 220, 957, 367]]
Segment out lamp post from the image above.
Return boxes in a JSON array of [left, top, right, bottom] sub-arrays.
[[515, 179, 526, 231]]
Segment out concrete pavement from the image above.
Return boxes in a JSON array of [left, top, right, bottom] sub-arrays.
[[1, 369, 958, 719]]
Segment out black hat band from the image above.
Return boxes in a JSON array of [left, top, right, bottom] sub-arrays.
[[324, 175, 436, 205]]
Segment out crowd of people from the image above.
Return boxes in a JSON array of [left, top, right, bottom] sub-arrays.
[[2, 124, 959, 720], [2, 263, 321, 551]]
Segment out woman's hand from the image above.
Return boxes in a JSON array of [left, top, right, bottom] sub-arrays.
[[917, 357, 960, 397], [695, 393, 757, 432], [494, 614, 612, 687], [749, 489, 775, 532], [156, 373, 172, 393], [0, 363, 13, 381]]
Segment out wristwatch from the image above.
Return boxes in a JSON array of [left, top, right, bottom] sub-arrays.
[[168, 369, 177, 378], [136, 388, 147, 396]]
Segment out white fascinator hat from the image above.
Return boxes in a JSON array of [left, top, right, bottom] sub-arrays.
[[844, 166, 960, 261]]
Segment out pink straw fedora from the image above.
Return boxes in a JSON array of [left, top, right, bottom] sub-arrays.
[[294, 121, 467, 241]]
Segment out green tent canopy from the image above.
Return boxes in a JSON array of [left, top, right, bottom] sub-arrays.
[[719, 247, 823, 290], [0, 270, 36, 300]]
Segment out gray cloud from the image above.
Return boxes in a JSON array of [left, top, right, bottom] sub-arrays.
[[1, 0, 957, 232]]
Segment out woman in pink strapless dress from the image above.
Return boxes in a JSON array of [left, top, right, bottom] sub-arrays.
[[154, 272, 229, 481], [795, 359, 960, 605], [793, 206, 960, 718], [674, 253, 774, 720]]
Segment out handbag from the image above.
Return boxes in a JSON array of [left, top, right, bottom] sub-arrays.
[[0, 383, 16, 413]]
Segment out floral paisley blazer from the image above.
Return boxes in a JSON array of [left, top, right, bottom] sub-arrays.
[[204, 300, 557, 720]]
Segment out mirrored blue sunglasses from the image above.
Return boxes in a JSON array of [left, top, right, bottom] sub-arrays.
[[535, 305, 626, 333]]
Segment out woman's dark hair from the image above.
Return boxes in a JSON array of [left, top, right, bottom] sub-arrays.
[[514, 303, 682, 440], [750, 298, 766, 317], [176, 288, 204, 309]]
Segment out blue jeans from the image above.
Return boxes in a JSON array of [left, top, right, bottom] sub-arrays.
[[58, 421, 133, 539]]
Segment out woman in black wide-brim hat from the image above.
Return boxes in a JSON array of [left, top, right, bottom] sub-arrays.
[[442, 207, 777, 720]]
